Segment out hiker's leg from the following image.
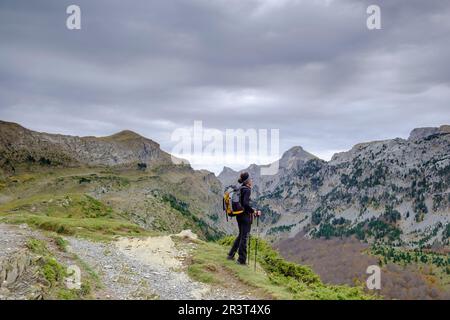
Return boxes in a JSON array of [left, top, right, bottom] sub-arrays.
[[237, 215, 251, 264], [228, 217, 243, 258]]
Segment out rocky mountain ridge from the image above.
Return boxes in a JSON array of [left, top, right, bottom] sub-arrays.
[[218, 126, 450, 248], [0, 121, 171, 171]]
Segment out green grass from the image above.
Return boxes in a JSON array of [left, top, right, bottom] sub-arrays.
[[1, 213, 148, 241], [0, 194, 115, 219], [188, 240, 292, 299], [26, 239, 70, 292], [27, 239, 66, 286], [42, 257, 67, 285], [0, 189, 205, 242], [27, 238, 51, 256], [0, 166, 223, 241], [188, 237, 378, 300], [25, 238, 100, 300], [53, 235, 69, 252], [0, 192, 154, 241]]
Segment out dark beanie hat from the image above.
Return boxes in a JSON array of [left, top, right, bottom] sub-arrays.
[[238, 172, 250, 184]]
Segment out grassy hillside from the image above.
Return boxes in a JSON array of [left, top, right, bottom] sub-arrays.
[[0, 165, 224, 241], [187, 236, 377, 300], [0, 193, 150, 241]]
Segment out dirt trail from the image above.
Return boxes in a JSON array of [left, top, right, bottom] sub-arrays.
[[0, 224, 254, 300], [67, 231, 251, 300], [115, 235, 183, 270]]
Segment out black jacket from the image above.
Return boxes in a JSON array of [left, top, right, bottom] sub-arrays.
[[240, 185, 254, 215]]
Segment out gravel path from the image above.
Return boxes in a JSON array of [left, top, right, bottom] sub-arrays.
[[0, 224, 253, 300], [67, 235, 250, 300], [0, 224, 44, 259]]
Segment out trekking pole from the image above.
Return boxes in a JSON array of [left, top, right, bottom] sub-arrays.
[[247, 235, 250, 265], [247, 232, 251, 265], [254, 215, 259, 271]]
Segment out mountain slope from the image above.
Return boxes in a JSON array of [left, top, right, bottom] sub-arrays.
[[0, 121, 169, 171], [0, 121, 229, 240], [218, 126, 450, 248]]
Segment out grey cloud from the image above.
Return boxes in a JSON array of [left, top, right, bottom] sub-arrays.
[[0, 0, 449, 173]]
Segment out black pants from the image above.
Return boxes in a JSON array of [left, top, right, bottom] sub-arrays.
[[228, 213, 252, 263]]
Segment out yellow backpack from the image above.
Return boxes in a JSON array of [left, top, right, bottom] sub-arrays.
[[223, 185, 244, 219]]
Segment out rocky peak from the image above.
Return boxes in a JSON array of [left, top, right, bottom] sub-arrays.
[[219, 166, 237, 175], [217, 166, 239, 188], [104, 130, 145, 142], [408, 125, 450, 141], [279, 146, 317, 170], [281, 146, 307, 158], [288, 146, 316, 158], [101, 130, 161, 149]]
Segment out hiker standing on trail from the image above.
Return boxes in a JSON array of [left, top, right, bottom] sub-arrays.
[[227, 172, 261, 265]]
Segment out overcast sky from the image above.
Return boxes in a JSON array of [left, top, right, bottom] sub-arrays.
[[1, 0, 449, 174]]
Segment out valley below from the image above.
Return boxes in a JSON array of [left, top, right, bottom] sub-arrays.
[[275, 234, 449, 300]]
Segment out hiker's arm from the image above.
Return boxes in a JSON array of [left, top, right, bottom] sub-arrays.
[[242, 188, 254, 214]]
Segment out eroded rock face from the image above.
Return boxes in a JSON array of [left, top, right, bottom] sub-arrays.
[[0, 249, 44, 300]]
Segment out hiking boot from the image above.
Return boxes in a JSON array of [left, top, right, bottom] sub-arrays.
[[226, 255, 235, 261], [236, 260, 247, 266]]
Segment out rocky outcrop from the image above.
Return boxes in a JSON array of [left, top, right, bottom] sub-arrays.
[[0, 250, 31, 287], [0, 249, 44, 300]]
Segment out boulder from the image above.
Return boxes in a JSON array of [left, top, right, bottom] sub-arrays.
[[175, 230, 198, 240]]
